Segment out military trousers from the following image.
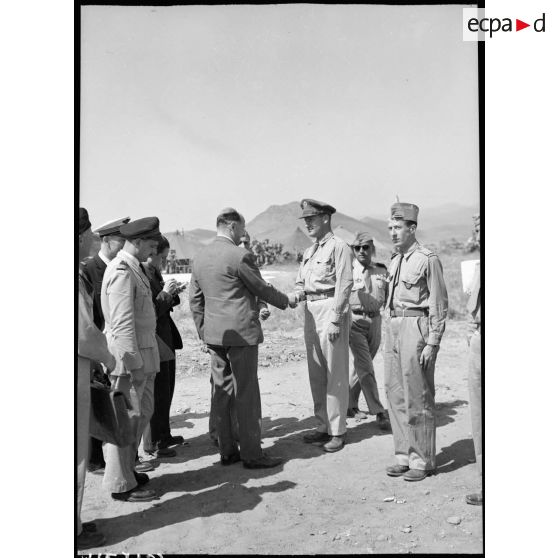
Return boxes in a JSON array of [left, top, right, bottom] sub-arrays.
[[384, 316, 436, 471], [143, 357, 176, 452], [468, 330, 482, 478], [76, 357, 91, 536], [102, 372, 155, 493], [303, 299, 350, 436], [348, 313, 385, 415], [208, 344, 262, 462]]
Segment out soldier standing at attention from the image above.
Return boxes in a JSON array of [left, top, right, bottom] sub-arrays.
[[347, 232, 390, 430], [384, 201, 448, 482], [101, 217, 163, 501], [466, 214, 482, 506], [295, 199, 354, 453]]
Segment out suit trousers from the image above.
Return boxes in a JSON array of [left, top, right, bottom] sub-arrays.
[[209, 375, 240, 443], [76, 357, 91, 536], [143, 357, 176, 452], [348, 314, 385, 415], [384, 316, 436, 471], [208, 344, 262, 461], [303, 299, 350, 436], [102, 372, 156, 493], [468, 331, 482, 477]]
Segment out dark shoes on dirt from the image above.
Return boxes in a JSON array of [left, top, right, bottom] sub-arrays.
[[133, 471, 149, 485], [376, 412, 391, 431], [220, 452, 241, 466], [243, 454, 283, 469], [77, 529, 106, 550], [386, 464, 410, 477], [347, 407, 367, 420], [466, 492, 483, 506], [111, 487, 157, 502], [146, 446, 176, 458], [403, 469, 434, 482]]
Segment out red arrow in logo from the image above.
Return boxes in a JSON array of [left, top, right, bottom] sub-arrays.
[[516, 19, 530, 31]]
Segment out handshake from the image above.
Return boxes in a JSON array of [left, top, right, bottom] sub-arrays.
[[287, 291, 307, 309]]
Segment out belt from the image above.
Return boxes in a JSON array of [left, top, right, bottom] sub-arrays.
[[306, 291, 335, 301], [390, 308, 429, 317], [351, 308, 377, 318]]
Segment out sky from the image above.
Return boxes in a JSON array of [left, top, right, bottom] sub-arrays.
[[80, 4, 479, 232]]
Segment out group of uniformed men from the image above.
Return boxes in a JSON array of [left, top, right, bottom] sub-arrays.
[[77, 199, 483, 551]]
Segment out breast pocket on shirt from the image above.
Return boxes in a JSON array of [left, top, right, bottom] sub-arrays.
[[313, 257, 334, 277], [400, 269, 423, 304]]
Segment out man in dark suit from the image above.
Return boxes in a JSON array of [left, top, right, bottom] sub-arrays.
[[81, 216, 130, 473], [189, 208, 297, 469], [141, 235, 186, 458]]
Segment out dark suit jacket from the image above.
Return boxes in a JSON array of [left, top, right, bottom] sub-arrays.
[[189, 236, 289, 346], [142, 263, 183, 352], [81, 254, 107, 330]]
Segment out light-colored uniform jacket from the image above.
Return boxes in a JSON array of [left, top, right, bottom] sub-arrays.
[[101, 250, 160, 378]]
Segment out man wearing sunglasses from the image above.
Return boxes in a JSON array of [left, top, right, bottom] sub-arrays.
[[384, 201, 448, 482], [347, 232, 390, 430], [295, 198, 354, 453]]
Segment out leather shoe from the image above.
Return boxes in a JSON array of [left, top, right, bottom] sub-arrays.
[[376, 412, 391, 431], [135, 460, 155, 473], [111, 487, 157, 502], [303, 430, 331, 444], [159, 435, 185, 448], [466, 492, 483, 506], [323, 436, 345, 453], [146, 447, 176, 458], [243, 454, 283, 469], [403, 469, 434, 482], [220, 452, 241, 466], [347, 408, 367, 420], [82, 521, 96, 533], [386, 464, 410, 477], [134, 471, 149, 485], [77, 530, 106, 550]]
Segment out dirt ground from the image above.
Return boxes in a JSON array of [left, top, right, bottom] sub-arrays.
[[81, 319, 483, 555]]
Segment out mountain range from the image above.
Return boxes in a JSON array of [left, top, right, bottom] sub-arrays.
[[163, 201, 478, 259]]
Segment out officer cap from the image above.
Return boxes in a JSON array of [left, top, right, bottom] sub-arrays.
[[351, 231, 375, 247], [94, 216, 131, 237], [299, 199, 337, 219], [79, 207, 91, 235], [120, 217, 162, 241], [390, 202, 419, 222]]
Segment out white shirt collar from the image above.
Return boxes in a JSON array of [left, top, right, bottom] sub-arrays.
[[216, 232, 237, 245], [98, 250, 111, 266]]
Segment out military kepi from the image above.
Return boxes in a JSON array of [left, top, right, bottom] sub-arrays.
[[94, 216, 131, 237], [390, 202, 419, 222], [299, 199, 337, 218], [351, 231, 375, 247], [79, 207, 91, 235], [120, 216, 162, 240]]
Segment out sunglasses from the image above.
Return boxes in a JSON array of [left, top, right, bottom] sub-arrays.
[[354, 245, 370, 252]]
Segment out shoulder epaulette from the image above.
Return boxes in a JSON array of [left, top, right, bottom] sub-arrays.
[[116, 260, 129, 271], [416, 245, 435, 257]]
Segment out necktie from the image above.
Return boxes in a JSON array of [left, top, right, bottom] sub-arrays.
[[388, 255, 403, 310]]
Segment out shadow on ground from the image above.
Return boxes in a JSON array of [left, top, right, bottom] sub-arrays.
[[436, 399, 468, 427], [435, 438, 476, 475]]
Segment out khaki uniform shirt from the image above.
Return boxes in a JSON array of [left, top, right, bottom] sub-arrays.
[[349, 260, 388, 315], [387, 241, 448, 345], [101, 250, 160, 377], [295, 232, 354, 323]]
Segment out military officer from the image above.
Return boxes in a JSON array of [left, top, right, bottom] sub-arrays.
[[466, 214, 482, 506], [101, 217, 162, 501], [347, 232, 390, 430], [384, 201, 448, 481], [295, 199, 354, 452], [81, 216, 130, 474]]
